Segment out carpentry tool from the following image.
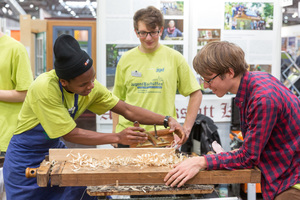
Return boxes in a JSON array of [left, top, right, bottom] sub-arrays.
[[130, 124, 185, 148]]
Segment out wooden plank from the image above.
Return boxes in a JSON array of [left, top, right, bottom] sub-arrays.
[[51, 162, 260, 186], [55, 163, 170, 186], [36, 160, 51, 187], [49, 148, 175, 161], [189, 168, 261, 184], [87, 185, 214, 196]]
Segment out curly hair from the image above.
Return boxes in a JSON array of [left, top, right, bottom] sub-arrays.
[[133, 6, 164, 31]]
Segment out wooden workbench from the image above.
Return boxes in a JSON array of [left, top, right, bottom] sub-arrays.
[[28, 148, 261, 196]]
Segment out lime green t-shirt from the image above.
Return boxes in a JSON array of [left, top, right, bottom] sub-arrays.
[[0, 35, 33, 152], [113, 45, 200, 132], [14, 70, 119, 139], [292, 183, 300, 190]]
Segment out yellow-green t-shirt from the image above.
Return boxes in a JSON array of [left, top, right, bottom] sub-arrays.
[[14, 70, 119, 139], [292, 183, 300, 190], [113, 45, 200, 132], [0, 35, 33, 151]]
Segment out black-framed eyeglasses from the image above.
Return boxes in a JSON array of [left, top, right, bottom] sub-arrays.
[[200, 73, 220, 85], [137, 30, 160, 38]]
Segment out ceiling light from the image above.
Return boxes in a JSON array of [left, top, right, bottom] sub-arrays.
[[2, 7, 7, 14], [19, 0, 24, 2], [5, 4, 9, 8], [30, 4, 34, 8], [8, 9, 13, 15], [299, 2, 300, 18]]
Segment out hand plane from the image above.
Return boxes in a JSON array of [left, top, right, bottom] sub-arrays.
[[130, 121, 185, 148]]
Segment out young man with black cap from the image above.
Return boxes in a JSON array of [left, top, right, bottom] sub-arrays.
[[3, 34, 183, 200]]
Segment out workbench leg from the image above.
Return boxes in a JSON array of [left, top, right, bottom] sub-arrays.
[[247, 183, 256, 200]]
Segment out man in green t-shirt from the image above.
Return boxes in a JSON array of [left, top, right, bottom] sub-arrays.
[[0, 30, 33, 200], [0, 31, 33, 154], [3, 34, 183, 200], [112, 6, 202, 148]]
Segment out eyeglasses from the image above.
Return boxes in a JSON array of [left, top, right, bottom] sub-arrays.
[[200, 73, 220, 85], [137, 30, 160, 38]]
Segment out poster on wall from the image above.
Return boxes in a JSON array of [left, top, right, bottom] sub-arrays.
[[224, 2, 274, 30], [160, 1, 184, 15], [106, 44, 138, 91], [161, 19, 184, 40], [248, 64, 272, 73], [197, 29, 221, 48], [281, 37, 288, 51]]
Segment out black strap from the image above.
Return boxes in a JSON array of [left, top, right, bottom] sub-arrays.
[[59, 81, 78, 119]]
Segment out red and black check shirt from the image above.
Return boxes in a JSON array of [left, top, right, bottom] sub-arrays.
[[204, 71, 300, 200]]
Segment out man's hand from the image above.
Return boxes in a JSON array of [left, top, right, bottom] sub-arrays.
[[118, 127, 148, 145], [164, 156, 207, 187], [182, 126, 191, 144], [168, 117, 185, 145]]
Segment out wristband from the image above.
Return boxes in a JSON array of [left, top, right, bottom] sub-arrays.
[[164, 116, 170, 128]]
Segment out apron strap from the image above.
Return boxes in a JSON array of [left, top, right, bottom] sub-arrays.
[[59, 81, 78, 119]]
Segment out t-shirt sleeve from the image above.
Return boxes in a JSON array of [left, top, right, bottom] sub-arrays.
[[88, 81, 119, 115], [30, 82, 76, 139], [12, 44, 33, 91]]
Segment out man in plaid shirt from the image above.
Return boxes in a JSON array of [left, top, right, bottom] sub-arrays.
[[164, 41, 300, 200]]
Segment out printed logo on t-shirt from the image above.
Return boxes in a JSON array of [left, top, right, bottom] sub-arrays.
[[156, 68, 164, 73], [131, 76, 164, 94]]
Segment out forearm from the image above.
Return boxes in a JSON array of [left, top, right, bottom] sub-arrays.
[[62, 127, 120, 145], [112, 112, 119, 133], [183, 90, 202, 136], [0, 90, 27, 102], [111, 100, 165, 126]]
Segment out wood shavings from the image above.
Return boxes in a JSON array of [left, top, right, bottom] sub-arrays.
[[87, 184, 214, 193], [66, 151, 187, 172]]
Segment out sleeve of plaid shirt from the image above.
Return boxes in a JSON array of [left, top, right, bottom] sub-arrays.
[[204, 96, 277, 170]]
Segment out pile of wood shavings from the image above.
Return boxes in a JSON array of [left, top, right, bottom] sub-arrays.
[[66, 152, 187, 172], [88, 184, 214, 193]]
